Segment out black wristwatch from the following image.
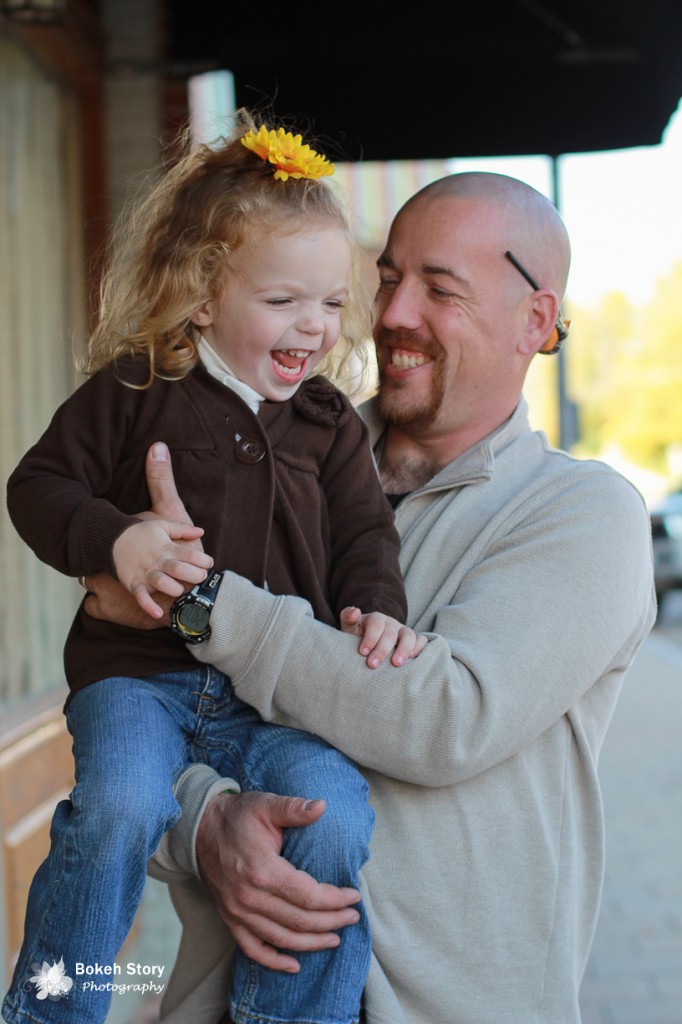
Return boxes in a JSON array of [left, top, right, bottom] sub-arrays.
[[169, 571, 223, 645]]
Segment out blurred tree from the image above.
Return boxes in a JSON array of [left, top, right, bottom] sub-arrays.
[[569, 263, 682, 473]]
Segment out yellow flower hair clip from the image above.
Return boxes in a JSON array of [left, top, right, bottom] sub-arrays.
[[241, 126, 334, 182]]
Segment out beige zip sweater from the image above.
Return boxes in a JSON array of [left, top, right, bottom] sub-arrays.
[[151, 398, 655, 1024]]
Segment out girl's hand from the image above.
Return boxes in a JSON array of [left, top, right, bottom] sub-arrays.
[[340, 607, 428, 669], [112, 519, 214, 618]]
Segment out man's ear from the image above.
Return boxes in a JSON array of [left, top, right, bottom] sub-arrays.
[[191, 300, 213, 328], [518, 289, 560, 357]]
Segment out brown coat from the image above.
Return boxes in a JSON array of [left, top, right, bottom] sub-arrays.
[[7, 360, 406, 697]]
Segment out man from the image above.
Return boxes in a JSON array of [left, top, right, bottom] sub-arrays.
[[88, 172, 655, 1024]]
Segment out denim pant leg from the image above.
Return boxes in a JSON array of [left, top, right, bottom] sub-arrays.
[[199, 683, 374, 1024], [2, 678, 188, 1024]]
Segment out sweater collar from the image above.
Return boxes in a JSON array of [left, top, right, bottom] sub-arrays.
[[362, 397, 531, 492]]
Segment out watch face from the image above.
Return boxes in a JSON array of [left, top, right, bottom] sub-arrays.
[[178, 602, 210, 634]]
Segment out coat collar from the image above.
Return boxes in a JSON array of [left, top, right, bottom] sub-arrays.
[[361, 397, 531, 493]]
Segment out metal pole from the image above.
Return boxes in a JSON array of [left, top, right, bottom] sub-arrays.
[[550, 155, 579, 450]]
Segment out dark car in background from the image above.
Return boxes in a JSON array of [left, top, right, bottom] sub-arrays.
[[650, 488, 682, 607]]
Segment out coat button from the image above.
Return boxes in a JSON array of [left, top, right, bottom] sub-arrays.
[[234, 433, 266, 464]]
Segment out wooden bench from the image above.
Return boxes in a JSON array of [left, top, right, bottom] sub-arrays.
[[0, 690, 73, 967]]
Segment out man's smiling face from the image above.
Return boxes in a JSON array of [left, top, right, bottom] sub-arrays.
[[374, 193, 529, 443]]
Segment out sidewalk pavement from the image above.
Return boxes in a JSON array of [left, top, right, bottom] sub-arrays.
[[579, 606, 682, 1024]]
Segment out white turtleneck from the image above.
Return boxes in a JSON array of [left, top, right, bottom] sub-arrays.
[[198, 336, 264, 415]]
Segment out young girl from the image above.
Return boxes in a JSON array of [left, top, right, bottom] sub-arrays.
[[4, 116, 421, 1024]]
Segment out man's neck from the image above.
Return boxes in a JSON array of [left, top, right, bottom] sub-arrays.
[[378, 410, 514, 494], [378, 441, 442, 494], [374, 397, 518, 493]]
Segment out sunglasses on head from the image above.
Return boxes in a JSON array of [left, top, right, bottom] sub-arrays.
[[505, 250, 570, 355]]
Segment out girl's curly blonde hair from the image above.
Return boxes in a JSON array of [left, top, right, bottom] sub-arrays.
[[86, 111, 370, 388]]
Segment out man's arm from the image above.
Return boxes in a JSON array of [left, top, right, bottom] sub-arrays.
[[133, 443, 654, 788], [191, 470, 655, 785]]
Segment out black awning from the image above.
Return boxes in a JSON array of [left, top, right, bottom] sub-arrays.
[[167, 0, 682, 160]]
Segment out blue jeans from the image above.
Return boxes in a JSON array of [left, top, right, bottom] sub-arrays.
[[2, 667, 374, 1024]]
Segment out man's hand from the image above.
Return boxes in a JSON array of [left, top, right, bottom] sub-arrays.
[[145, 441, 193, 522], [196, 792, 362, 974], [340, 607, 428, 668], [83, 573, 171, 629]]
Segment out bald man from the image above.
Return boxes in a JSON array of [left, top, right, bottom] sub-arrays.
[[89, 173, 654, 1024]]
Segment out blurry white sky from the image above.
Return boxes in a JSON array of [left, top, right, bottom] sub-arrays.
[[564, 102, 682, 307], [452, 100, 682, 309]]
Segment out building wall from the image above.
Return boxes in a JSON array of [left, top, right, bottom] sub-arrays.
[[0, 5, 183, 1017], [0, 33, 87, 712]]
